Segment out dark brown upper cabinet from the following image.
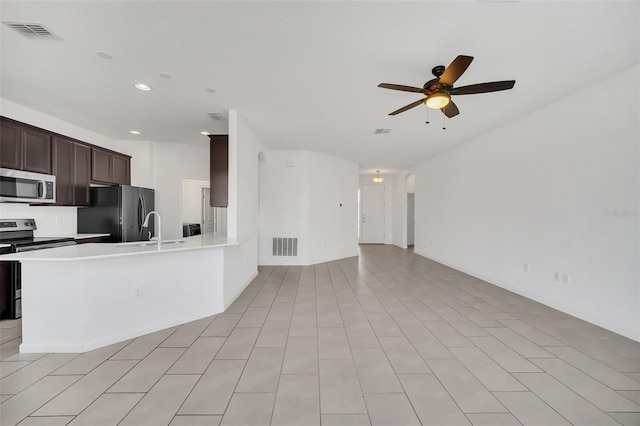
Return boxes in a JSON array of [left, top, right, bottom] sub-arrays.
[[23, 128, 51, 174], [0, 117, 51, 174], [52, 137, 91, 206], [1, 117, 133, 204], [111, 153, 130, 185], [91, 147, 111, 183], [91, 147, 130, 185], [209, 134, 229, 207], [0, 119, 22, 170], [52, 137, 74, 205], [73, 143, 91, 205]]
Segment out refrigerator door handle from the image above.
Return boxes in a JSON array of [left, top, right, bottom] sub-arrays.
[[141, 195, 148, 238], [142, 196, 147, 226], [137, 196, 143, 234]]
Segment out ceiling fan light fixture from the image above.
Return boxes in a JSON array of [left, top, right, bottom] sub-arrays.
[[134, 82, 152, 91], [372, 170, 384, 184], [425, 91, 450, 109]]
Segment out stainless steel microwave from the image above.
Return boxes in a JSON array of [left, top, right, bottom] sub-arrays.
[[0, 168, 56, 203]]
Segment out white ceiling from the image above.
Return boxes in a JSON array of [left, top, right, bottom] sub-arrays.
[[1, 1, 638, 174]]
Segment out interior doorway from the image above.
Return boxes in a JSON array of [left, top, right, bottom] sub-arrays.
[[405, 173, 415, 248], [407, 193, 415, 247], [202, 188, 227, 236], [182, 178, 227, 237], [360, 184, 385, 244]]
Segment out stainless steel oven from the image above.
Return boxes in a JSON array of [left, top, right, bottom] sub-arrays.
[[0, 168, 56, 204], [182, 223, 201, 237], [0, 219, 75, 319]]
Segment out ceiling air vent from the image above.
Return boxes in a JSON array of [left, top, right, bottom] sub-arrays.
[[3, 22, 62, 40], [374, 129, 391, 134], [207, 113, 226, 121]]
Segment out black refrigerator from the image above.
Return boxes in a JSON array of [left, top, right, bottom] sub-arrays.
[[78, 185, 155, 242]]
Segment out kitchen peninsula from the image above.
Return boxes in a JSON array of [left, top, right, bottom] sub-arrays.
[[0, 234, 242, 353]]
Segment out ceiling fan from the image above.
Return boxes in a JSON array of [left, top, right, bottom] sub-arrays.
[[378, 55, 515, 118]]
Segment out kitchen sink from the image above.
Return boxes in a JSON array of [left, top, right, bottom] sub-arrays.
[[115, 241, 157, 247], [115, 239, 185, 247], [163, 239, 186, 244]]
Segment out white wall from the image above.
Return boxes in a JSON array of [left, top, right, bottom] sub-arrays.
[[260, 151, 358, 265], [113, 139, 154, 189], [413, 64, 640, 341], [224, 110, 264, 303], [405, 173, 415, 193], [182, 179, 210, 225], [309, 153, 359, 264], [149, 143, 210, 240], [359, 175, 394, 245], [259, 151, 311, 264], [0, 204, 78, 237]]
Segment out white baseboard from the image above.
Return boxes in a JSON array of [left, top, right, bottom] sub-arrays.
[[224, 270, 259, 309], [20, 305, 225, 353]]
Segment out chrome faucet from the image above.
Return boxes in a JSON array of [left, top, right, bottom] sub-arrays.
[[142, 211, 162, 247]]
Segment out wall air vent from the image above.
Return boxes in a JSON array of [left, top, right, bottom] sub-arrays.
[[374, 129, 391, 134], [207, 113, 226, 121], [272, 238, 298, 257], [3, 22, 62, 40]]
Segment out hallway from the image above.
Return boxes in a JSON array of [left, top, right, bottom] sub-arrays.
[[1, 245, 639, 425]]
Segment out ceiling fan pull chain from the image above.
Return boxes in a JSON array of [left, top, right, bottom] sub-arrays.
[[425, 108, 430, 124], [442, 114, 446, 130]]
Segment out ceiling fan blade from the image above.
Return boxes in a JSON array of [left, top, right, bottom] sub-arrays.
[[441, 101, 460, 118], [451, 80, 516, 95], [389, 98, 427, 115], [439, 55, 474, 87], [378, 83, 426, 94]]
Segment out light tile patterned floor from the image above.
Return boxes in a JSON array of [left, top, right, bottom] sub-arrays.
[[1, 245, 639, 425]]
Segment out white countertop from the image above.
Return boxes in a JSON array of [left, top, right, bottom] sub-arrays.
[[0, 234, 110, 250], [0, 234, 238, 261], [73, 233, 110, 240]]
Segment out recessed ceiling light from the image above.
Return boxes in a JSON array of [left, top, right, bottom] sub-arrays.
[[96, 51, 113, 60], [200, 131, 210, 136], [134, 83, 152, 91], [129, 130, 141, 135], [158, 72, 172, 79], [205, 88, 216, 93]]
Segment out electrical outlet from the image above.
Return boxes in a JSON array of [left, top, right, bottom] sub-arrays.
[[562, 273, 569, 284], [135, 286, 144, 299], [523, 263, 529, 272], [554, 272, 560, 282]]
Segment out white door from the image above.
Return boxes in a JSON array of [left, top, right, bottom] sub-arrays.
[[216, 207, 227, 237], [361, 184, 385, 243], [202, 188, 227, 236], [407, 193, 415, 246], [202, 188, 216, 234]]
